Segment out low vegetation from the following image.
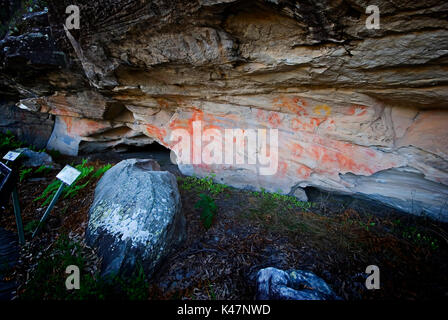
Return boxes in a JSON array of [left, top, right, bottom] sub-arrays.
[[0, 130, 25, 154], [21, 234, 149, 300], [178, 174, 229, 196], [195, 194, 217, 230], [1, 132, 447, 300], [34, 159, 111, 207]]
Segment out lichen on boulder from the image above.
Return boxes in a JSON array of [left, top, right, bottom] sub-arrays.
[[86, 158, 185, 277]]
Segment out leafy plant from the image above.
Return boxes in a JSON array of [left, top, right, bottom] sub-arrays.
[[117, 262, 149, 300], [0, 130, 23, 153], [19, 167, 33, 182], [358, 221, 376, 232], [34, 165, 52, 175], [92, 164, 112, 179], [34, 160, 111, 207], [21, 235, 90, 300], [195, 193, 217, 229], [46, 149, 62, 160], [21, 235, 149, 300], [207, 281, 216, 300], [178, 174, 228, 196], [63, 180, 90, 199], [34, 179, 62, 206], [24, 220, 40, 234], [254, 188, 314, 211]]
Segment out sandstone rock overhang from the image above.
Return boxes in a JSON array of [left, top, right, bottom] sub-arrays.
[[1, 0, 448, 220]]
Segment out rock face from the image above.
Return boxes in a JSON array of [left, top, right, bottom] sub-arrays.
[[86, 159, 185, 277], [256, 267, 340, 300], [0, 102, 54, 150], [1, 0, 448, 220]]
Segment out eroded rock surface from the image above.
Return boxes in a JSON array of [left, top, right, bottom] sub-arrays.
[[0, 102, 54, 150], [1, 0, 448, 220], [86, 159, 185, 277], [256, 267, 340, 300], [16, 148, 53, 168]]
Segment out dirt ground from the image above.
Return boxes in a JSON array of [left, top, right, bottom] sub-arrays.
[[1, 148, 447, 300]]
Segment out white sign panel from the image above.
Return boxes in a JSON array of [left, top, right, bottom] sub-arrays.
[[56, 165, 81, 186], [3, 151, 22, 162]]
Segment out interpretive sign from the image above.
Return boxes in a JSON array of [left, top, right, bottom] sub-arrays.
[[3, 151, 22, 162], [56, 165, 81, 186], [32, 165, 81, 238]]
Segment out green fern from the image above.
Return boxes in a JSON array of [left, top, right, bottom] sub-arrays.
[[19, 167, 33, 182], [0, 130, 23, 153], [92, 164, 112, 179], [63, 180, 90, 199], [178, 174, 228, 196], [34, 179, 62, 206], [34, 165, 52, 175], [34, 161, 112, 206]]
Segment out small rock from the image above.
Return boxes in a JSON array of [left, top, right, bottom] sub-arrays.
[[15, 148, 53, 168], [293, 188, 308, 202], [175, 272, 183, 281], [256, 267, 340, 300]]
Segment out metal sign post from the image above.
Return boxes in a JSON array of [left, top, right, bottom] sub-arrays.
[[32, 165, 81, 238], [11, 185, 25, 245], [1, 150, 25, 245]]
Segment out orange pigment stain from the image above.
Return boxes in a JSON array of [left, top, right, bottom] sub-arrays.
[[317, 144, 375, 175], [168, 108, 204, 136], [256, 109, 265, 121], [291, 143, 304, 158], [296, 165, 312, 179], [172, 109, 235, 137], [274, 96, 309, 116], [291, 118, 325, 132], [292, 97, 308, 116], [62, 117, 109, 136], [277, 161, 288, 178], [49, 108, 79, 118], [146, 124, 167, 145], [62, 116, 73, 134], [268, 112, 282, 127], [348, 105, 368, 116], [156, 98, 170, 108], [366, 149, 376, 158], [193, 163, 211, 171], [289, 138, 378, 176]]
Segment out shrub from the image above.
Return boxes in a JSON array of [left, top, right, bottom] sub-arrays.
[[195, 193, 217, 229], [0, 130, 23, 154], [19, 167, 33, 182]]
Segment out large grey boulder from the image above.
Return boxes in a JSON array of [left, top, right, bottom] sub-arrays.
[[256, 267, 340, 300], [86, 159, 186, 278]]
